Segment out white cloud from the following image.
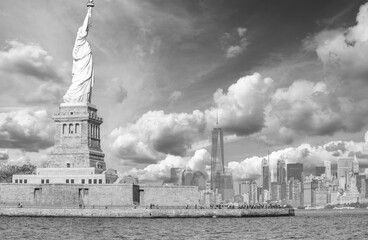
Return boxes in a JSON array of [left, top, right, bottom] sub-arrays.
[[228, 130, 368, 181], [110, 110, 207, 162], [224, 27, 248, 58], [0, 109, 54, 151], [228, 143, 336, 180], [186, 149, 210, 174], [4, 150, 50, 167], [168, 90, 182, 104], [237, 27, 247, 37], [305, 3, 368, 78], [206, 72, 273, 136], [259, 79, 368, 145], [125, 149, 210, 181], [110, 73, 275, 163], [0, 40, 61, 82], [125, 130, 368, 182], [0, 149, 9, 160]]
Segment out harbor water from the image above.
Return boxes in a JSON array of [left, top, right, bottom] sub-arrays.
[[0, 209, 367, 239]]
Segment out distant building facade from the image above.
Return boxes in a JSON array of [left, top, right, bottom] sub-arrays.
[[287, 163, 303, 182]]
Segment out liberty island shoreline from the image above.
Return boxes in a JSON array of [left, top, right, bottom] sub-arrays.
[[0, 206, 294, 218]]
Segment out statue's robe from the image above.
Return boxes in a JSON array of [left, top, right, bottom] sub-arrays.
[[63, 26, 94, 103]]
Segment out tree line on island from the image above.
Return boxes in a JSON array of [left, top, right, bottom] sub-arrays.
[[0, 164, 36, 183]]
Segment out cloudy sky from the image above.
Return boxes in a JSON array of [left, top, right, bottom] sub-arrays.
[[1, 0, 368, 181]]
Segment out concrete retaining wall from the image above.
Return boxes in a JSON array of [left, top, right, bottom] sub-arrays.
[[140, 185, 199, 206], [0, 184, 135, 207], [0, 207, 294, 218]]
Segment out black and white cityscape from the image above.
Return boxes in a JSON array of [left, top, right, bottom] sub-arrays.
[[1, 0, 368, 239]]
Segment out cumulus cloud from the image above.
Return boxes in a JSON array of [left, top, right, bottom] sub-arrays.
[[168, 90, 182, 104], [186, 149, 211, 174], [259, 80, 368, 145], [0, 150, 9, 160], [125, 149, 210, 181], [110, 110, 207, 162], [125, 132, 368, 182], [0, 40, 67, 106], [223, 27, 248, 58], [0, 109, 54, 151], [304, 3, 368, 79], [110, 68, 368, 167], [228, 156, 263, 180], [229, 131, 368, 181], [0, 40, 62, 82], [110, 72, 275, 163], [207, 72, 273, 136], [228, 143, 336, 181]]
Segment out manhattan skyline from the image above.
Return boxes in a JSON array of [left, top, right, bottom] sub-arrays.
[[1, 0, 368, 182]]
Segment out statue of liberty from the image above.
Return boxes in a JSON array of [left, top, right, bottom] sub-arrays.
[[63, 1, 95, 103]]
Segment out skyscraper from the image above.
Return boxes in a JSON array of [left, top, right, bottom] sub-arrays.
[[315, 166, 326, 177], [353, 155, 359, 175], [324, 161, 332, 180], [170, 168, 182, 185], [287, 163, 303, 182], [191, 171, 207, 190], [249, 181, 258, 204], [262, 157, 270, 203], [277, 160, 286, 184], [211, 127, 225, 190], [337, 157, 354, 190], [262, 158, 270, 190], [182, 168, 193, 186], [337, 157, 353, 180], [218, 173, 235, 201]]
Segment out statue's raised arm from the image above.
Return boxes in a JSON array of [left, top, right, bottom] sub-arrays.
[[63, 2, 95, 103], [79, 7, 92, 38]]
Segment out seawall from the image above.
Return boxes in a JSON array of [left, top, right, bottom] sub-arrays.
[[0, 207, 295, 218]]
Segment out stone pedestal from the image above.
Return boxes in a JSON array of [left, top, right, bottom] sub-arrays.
[[50, 102, 106, 173]]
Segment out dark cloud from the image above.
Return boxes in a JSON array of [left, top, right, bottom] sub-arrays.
[[325, 142, 346, 152], [355, 151, 368, 159], [152, 130, 192, 156]]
